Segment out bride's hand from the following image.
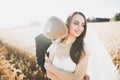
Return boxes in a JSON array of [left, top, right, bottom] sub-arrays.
[[44, 59, 53, 71], [45, 60, 61, 80]]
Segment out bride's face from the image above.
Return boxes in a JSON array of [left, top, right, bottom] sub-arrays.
[[69, 14, 85, 37]]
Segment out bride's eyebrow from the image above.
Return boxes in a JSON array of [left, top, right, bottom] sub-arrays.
[[73, 20, 79, 23], [74, 20, 85, 25]]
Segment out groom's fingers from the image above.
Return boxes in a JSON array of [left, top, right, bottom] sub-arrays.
[[47, 71, 58, 80]]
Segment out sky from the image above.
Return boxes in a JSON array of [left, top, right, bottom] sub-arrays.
[[0, 0, 120, 28]]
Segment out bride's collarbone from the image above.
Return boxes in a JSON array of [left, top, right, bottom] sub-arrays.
[[55, 53, 70, 59]]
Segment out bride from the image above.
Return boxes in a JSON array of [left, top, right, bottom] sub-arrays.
[[44, 12, 120, 80]]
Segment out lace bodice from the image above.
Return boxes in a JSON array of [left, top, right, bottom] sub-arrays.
[[53, 56, 76, 72], [47, 41, 76, 72]]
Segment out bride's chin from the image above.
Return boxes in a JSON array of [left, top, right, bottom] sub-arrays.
[[72, 33, 80, 37], [75, 34, 80, 37]]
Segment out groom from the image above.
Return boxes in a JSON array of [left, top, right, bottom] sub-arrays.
[[35, 16, 68, 78], [35, 16, 89, 80]]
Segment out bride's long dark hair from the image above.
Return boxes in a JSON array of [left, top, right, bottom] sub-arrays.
[[63, 12, 87, 64]]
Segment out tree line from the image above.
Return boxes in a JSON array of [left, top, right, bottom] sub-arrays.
[[87, 13, 120, 22]]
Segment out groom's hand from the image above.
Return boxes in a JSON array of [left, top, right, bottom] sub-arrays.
[[46, 71, 61, 80]]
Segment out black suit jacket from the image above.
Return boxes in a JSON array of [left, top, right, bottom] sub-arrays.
[[35, 33, 52, 74]]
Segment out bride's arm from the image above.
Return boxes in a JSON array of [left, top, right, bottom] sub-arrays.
[[45, 54, 89, 80]]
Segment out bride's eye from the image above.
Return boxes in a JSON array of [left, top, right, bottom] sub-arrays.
[[80, 22, 85, 27], [74, 22, 79, 25], [82, 24, 85, 27]]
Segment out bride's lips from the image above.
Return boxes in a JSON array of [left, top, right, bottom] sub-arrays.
[[74, 29, 80, 35]]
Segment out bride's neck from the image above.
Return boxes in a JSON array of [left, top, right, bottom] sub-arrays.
[[64, 34, 76, 44]]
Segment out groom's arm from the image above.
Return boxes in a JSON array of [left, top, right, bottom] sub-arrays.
[[45, 54, 89, 80], [47, 71, 61, 80], [35, 34, 52, 74]]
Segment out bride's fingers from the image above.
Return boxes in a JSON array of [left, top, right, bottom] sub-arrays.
[[45, 59, 49, 62], [44, 61, 51, 71], [44, 62, 48, 69]]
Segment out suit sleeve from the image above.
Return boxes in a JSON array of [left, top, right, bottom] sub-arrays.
[[35, 34, 52, 74]]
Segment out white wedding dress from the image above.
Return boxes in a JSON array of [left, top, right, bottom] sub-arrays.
[[47, 27, 120, 80]]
